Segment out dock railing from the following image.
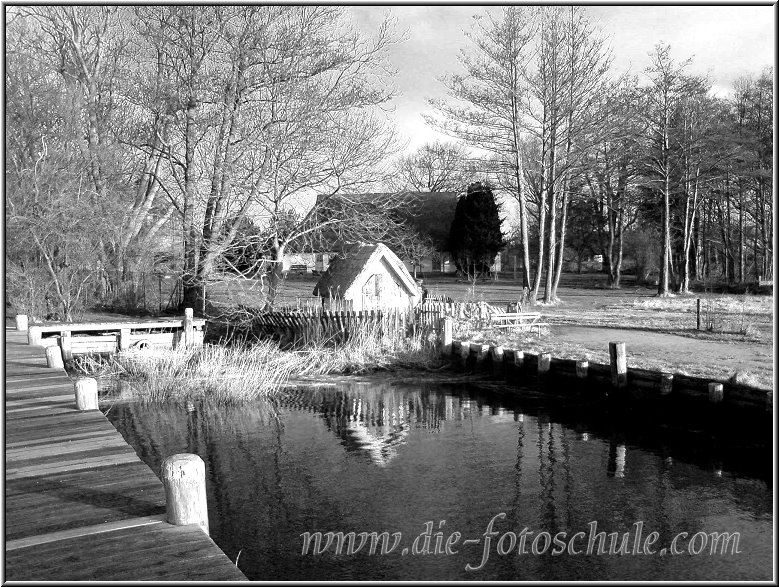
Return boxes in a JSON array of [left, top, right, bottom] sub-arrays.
[[23, 309, 205, 359]]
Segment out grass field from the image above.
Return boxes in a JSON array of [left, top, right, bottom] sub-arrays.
[[205, 270, 774, 389]]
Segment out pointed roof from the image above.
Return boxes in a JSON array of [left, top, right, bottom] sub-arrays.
[[312, 242, 420, 298]]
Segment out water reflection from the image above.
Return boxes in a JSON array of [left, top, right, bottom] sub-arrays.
[[105, 378, 772, 581]]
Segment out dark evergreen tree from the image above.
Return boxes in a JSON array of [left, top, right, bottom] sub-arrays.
[[448, 182, 506, 276]]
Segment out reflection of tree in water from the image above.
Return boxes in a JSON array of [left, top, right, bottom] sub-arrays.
[[278, 383, 472, 467]]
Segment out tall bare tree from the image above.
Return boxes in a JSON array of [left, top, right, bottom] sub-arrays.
[[426, 7, 537, 292]]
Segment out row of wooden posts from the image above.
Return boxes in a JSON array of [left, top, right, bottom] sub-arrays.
[[436, 317, 772, 412], [16, 312, 212, 536]]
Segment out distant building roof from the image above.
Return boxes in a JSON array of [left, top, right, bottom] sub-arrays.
[[314, 191, 459, 253], [394, 191, 459, 252], [312, 242, 419, 298]]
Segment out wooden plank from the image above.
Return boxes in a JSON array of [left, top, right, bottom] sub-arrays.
[[4, 327, 246, 581], [28, 318, 206, 334], [5, 515, 166, 551]]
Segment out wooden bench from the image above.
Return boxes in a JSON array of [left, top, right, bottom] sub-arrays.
[[489, 312, 547, 334]]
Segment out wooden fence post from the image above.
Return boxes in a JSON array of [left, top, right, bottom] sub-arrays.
[[162, 453, 209, 535], [696, 298, 701, 330], [75, 377, 99, 410], [609, 342, 627, 390], [183, 308, 194, 347], [15, 314, 28, 332], [575, 360, 589, 379], [439, 317, 453, 355], [45, 346, 64, 369], [708, 382, 724, 403]]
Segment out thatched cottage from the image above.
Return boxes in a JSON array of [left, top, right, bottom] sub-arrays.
[[312, 243, 422, 311]]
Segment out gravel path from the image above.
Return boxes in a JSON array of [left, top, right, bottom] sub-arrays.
[[551, 324, 774, 385]]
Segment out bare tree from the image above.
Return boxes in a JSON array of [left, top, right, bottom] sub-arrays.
[[426, 6, 537, 291], [131, 6, 404, 311], [391, 141, 474, 192], [641, 43, 694, 296]]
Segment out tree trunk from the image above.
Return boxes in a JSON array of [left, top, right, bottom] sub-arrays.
[[551, 183, 569, 297], [266, 242, 286, 310]]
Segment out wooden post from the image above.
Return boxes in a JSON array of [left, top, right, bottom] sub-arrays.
[[439, 317, 453, 355], [538, 352, 551, 376], [660, 373, 673, 395], [45, 346, 64, 369], [75, 377, 99, 410], [472, 343, 489, 371], [609, 342, 627, 389], [162, 453, 209, 535], [696, 298, 701, 330], [490, 345, 504, 378], [513, 350, 524, 368], [15, 314, 28, 331], [27, 325, 42, 346], [183, 308, 194, 347], [575, 360, 589, 379], [60, 331, 73, 361], [708, 382, 724, 403], [459, 340, 471, 368], [119, 328, 131, 352]]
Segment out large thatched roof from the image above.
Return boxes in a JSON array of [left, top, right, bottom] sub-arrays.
[[312, 242, 419, 298]]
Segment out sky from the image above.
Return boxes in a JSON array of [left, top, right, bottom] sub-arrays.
[[349, 4, 776, 154]]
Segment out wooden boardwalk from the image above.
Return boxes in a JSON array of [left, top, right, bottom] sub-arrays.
[[4, 327, 247, 581]]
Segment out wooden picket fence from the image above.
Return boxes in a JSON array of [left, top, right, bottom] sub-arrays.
[[250, 299, 511, 347], [252, 307, 430, 346]]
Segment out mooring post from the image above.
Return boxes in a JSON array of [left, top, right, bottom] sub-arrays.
[[74, 377, 99, 410], [15, 314, 28, 332], [459, 340, 471, 369], [609, 342, 627, 390], [27, 325, 41, 346], [45, 346, 64, 369], [183, 308, 194, 347], [696, 298, 701, 330], [575, 360, 589, 379], [708, 382, 724, 403], [472, 343, 489, 372], [60, 331, 73, 361], [660, 372, 674, 395], [490, 345, 504, 378], [162, 453, 209, 535], [439, 317, 453, 355], [514, 350, 525, 369], [538, 352, 551, 376]]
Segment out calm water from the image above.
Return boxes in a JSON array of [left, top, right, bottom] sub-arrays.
[[106, 377, 773, 581]]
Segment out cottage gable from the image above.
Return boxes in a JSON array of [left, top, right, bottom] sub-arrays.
[[312, 243, 421, 311]]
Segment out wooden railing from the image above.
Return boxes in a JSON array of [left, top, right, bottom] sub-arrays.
[[25, 310, 205, 359]]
